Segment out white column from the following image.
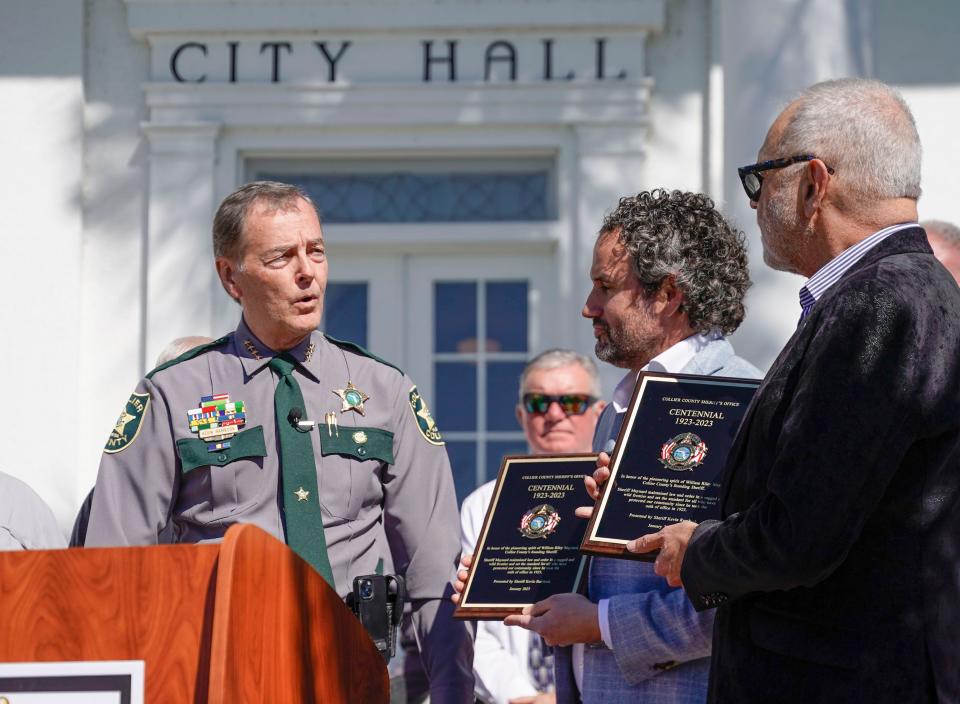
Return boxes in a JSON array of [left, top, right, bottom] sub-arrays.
[[0, 0, 85, 532], [142, 122, 222, 368]]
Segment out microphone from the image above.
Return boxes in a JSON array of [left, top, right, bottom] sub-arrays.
[[287, 407, 315, 432]]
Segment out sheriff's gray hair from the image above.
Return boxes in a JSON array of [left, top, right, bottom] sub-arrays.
[[777, 78, 922, 203], [922, 220, 960, 247], [213, 181, 319, 263], [518, 349, 601, 402]]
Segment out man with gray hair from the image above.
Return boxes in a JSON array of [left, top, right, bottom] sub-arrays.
[[635, 79, 960, 702], [460, 349, 604, 704], [921, 219, 960, 284], [86, 181, 473, 701]]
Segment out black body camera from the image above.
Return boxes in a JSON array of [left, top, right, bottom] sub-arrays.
[[346, 573, 405, 661]]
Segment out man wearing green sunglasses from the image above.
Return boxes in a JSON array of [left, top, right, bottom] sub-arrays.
[[515, 350, 606, 457], [460, 349, 604, 704]]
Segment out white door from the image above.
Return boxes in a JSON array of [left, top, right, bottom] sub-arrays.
[[406, 254, 556, 502]]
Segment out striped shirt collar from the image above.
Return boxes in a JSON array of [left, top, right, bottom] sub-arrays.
[[799, 222, 918, 316]]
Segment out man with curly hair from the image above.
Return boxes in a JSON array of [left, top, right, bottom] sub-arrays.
[[498, 189, 762, 703]]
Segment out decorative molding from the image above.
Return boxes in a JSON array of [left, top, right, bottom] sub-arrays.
[[575, 124, 649, 157], [324, 222, 560, 256], [125, 0, 665, 37], [143, 81, 653, 128], [141, 121, 222, 155]]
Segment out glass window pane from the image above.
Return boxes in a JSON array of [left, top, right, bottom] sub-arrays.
[[486, 361, 526, 432], [322, 282, 368, 347], [445, 441, 478, 507], [486, 440, 529, 483], [485, 281, 528, 353], [434, 362, 477, 432], [435, 282, 477, 353], [256, 171, 549, 223]]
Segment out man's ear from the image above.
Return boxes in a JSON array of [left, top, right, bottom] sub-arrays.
[[216, 257, 243, 303], [515, 404, 524, 429], [802, 159, 832, 219], [655, 275, 685, 317]]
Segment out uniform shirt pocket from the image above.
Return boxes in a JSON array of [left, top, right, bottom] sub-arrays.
[[176, 425, 268, 522], [319, 427, 394, 464], [317, 427, 393, 520]]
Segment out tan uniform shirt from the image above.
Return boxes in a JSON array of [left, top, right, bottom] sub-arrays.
[[87, 318, 473, 701]]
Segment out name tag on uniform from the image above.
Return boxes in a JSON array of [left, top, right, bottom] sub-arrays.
[[185, 393, 249, 452]]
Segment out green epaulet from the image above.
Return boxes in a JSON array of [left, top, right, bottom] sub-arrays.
[[323, 333, 404, 376], [146, 336, 231, 380]]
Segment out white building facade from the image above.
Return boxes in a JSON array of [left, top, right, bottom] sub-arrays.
[[3, 0, 959, 528]]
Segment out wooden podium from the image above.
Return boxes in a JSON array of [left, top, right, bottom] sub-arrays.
[[0, 524, 389, 702]]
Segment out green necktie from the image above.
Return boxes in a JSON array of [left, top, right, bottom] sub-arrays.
[[268, 353, 335, 588]]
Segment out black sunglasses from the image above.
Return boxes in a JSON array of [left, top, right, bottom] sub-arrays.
[[737, 154, 835, 201], [522, 393, 597, 416]]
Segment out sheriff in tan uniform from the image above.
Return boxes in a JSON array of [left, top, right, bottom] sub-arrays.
[[86, 181, 473, 702]]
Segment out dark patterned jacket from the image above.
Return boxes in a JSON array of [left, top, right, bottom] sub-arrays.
[[682, 227, 960, 703]]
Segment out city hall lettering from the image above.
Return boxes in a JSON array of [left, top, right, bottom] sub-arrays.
[[165, 37, 630, 84]]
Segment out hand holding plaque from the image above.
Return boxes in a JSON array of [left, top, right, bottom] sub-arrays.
[[577, 452, 611, 514], [454, 454, 597, 619], [580, 372, 759, 559], [624, 519, 698, 586]]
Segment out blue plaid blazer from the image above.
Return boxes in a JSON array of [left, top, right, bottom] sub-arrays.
[[555, 338, 761, 704]]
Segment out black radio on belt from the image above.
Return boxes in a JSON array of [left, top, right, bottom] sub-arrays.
[[345, 573, 405, 661]]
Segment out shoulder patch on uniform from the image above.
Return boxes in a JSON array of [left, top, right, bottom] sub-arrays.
[[323, 334, 404, 376], [408, 386, 444, 446], [105, 392, 150, 454], [146, 336, 230, 380]]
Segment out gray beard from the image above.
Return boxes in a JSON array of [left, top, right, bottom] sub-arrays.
[[595, 336, 626, 366], [594, 322, 655, 369], [594, 327, 638, 368]]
